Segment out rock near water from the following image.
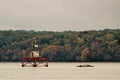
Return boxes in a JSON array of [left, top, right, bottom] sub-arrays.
[[77, 64, 94, 67]]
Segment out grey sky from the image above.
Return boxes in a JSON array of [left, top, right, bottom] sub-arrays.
[[0, 0, 119, 31], [118, 0, 120, 28]]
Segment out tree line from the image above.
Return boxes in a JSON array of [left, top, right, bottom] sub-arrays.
[[0, 29, 120, 62]]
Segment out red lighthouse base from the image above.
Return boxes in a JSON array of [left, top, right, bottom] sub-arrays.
[[21, 57, 48, 67]]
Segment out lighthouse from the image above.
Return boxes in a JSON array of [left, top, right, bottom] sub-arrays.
[[21, 38, 48, 67], [31, 40, 40, 58]]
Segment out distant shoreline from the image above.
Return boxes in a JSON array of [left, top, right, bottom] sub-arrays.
[[0, 29, 120, 62]]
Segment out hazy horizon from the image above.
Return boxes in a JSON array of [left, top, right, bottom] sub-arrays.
[[0, 0, 120, 31]]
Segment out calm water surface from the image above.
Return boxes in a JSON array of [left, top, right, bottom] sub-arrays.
[[0, 62, 120, 80]]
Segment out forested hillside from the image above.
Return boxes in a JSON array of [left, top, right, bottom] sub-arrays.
[[0, 29, 120, 62]]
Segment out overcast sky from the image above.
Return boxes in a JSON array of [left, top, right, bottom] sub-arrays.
[[0, 0, 119, 31]]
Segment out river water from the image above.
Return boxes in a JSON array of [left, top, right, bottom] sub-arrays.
[[0, 62, 120, 80]]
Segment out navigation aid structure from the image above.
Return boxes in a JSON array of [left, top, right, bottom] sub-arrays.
[[21, 38, 48, 67]]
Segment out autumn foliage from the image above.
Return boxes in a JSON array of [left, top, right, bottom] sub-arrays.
[[0, 29, 120, 62]]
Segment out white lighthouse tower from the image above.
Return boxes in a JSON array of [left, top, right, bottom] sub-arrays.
[[31, 38, 40, 58]]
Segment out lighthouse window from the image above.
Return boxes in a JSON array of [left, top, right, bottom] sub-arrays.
[[34, 45, 38, 48]]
